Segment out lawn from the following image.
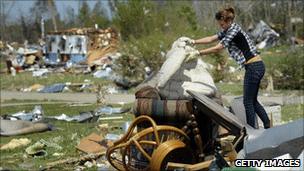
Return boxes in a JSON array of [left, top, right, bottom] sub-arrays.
[[215, 81, 302, 96], [0, 71, 113, 91], [0, 101, 134, 170], [281, 104, 304, 123]]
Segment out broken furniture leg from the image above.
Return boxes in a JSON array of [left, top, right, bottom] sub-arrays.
[[190, 115, 204, 161], [181, 114, 205, 162]]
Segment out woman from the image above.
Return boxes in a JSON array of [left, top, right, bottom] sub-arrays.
[[186, 7, 270, 129]]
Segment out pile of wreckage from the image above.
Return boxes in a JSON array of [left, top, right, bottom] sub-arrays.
[[248, 20, 304, 49], [248, 20, 280, 49], [1, 27, 141, 93], [104, 37, 304, 171], [1, 27, 121, 75], [45, 27, 119, 66]]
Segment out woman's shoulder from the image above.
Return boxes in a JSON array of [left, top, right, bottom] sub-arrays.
[[226, 22, 241, 33], [232, 23, 241, 29]]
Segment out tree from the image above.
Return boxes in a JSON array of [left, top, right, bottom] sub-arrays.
[[108, 0, 118, 18], [192, 0, 203, 27], [91, 0, 110, 28], [0, 1, 16, 40], [64, 6, 76, 28], [113, 0, 147, 40], [78, 0, 90, 27], [47, 0, 58, 31], [25, 0, 60, 42]]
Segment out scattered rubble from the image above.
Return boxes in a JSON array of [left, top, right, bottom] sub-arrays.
[[46, 112, 96, 123], [76, 133, 106, 154], [2, 105, 44, 122], [0, 138, 31, 150], [248, 20, 280, 49], [96, 106, 130, 115], [25, 140, 48, 157], [43, 152, 106, 170], [46, 105, 130, 122]]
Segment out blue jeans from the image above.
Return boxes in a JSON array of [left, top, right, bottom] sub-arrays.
[[244, 61, 270, 128]]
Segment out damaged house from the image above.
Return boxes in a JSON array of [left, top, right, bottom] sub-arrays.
[[45, 27, 118, 66]]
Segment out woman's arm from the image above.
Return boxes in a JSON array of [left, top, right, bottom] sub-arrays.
[[199, 43, 224, 55], [194, 35, 218, 44]]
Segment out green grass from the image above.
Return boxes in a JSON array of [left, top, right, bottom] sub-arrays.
[[0, 102, 134, 170], [210, 45, 303, 95], [0, 59, 6, 73], [216, 81, 303, 96], [0, 72, 113, 91], [216, 81, 243, 95], [261, 45, 289, 67], [281, 104, 304, 122], [2, 99, 64, 104]]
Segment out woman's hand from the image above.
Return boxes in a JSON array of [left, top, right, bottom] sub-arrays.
[[185, 39, 195, 46], [185, 50, 200, 62], [179, 37, 195, 46]]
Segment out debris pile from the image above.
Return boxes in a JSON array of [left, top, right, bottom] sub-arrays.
[[46, 27, 119, 66], [0, 102, 131, 170], [104, 38, 304, 171], [1, 42, 43, 74], [248, 20, 280, 49], [1, 27, 120, 77]]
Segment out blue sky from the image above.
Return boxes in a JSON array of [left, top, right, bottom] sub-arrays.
[[4, 0, 111, 23]]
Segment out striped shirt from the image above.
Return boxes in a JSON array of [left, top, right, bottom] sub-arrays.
[[217, 23, 259, 66]]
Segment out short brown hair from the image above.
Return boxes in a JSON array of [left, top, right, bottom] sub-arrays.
[[215, 7, 235, 22]]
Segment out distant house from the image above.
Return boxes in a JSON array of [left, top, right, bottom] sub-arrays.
[[45, 28, 118, 65]]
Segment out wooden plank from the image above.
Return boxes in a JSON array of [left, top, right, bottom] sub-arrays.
[[187, 90, 245, 135]]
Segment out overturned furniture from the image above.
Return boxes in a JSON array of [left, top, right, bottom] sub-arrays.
[[106, 115, 193, 171], [107, 89, 245, 170], [106, 90, 304, 171]]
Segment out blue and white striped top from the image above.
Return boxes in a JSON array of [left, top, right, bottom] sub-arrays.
[[217, 23, 259, 66]]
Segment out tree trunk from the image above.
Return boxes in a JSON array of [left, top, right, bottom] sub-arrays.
[[47, 0, 57, 32], [192, 0, 203, 27]]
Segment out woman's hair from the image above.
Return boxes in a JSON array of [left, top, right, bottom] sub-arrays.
[[215, 7, 235, 22]]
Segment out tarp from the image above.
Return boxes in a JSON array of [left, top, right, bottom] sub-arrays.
[[39, 83, 66, 93]]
